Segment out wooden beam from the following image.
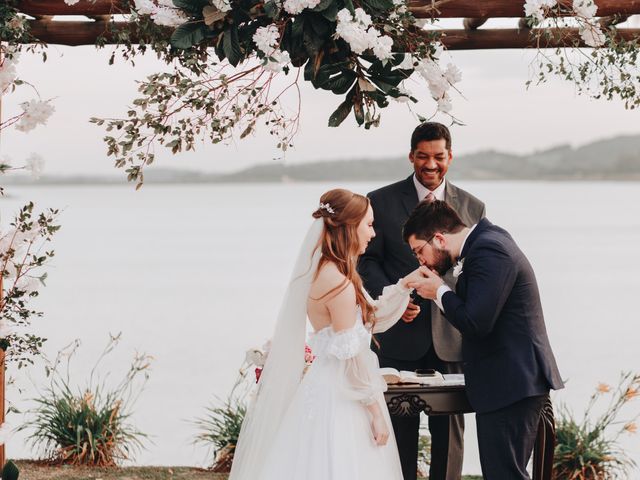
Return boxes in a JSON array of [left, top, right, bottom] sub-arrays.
[[434, 27, 640, 49], [21, 20, 640, 49], [15, 0, 640, 18]]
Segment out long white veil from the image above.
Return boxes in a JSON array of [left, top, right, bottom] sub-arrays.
[[228, 218, 324, 479]]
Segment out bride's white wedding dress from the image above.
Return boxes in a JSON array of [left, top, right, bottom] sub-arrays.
[[228, 219, 411, 480], [259, 286, 410, 480]]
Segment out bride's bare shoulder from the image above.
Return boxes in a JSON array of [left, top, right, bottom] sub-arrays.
[[310, 263, 355, 303]]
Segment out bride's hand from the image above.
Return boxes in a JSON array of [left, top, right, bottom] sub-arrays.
[[371, 415, 390, 446], [401, 266, 427, 288]]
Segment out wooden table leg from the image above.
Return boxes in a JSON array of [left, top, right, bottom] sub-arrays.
[[532, 395, 555, 480]]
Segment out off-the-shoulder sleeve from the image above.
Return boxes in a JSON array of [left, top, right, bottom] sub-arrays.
[[326, 325, 387, 405], [364, 279, 412, 333]]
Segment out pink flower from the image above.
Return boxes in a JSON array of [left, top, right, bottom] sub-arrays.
[[304, 344, 316, 365], [255, 367, 263, 383]]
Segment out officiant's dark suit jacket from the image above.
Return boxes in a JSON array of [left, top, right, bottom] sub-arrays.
[[359, 175, 485, 362], [441, 218, 564, 414]]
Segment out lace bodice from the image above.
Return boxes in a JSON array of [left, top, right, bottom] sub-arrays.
[[308, 314, 370, 360]]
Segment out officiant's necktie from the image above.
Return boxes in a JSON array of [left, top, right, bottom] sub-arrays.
[[425, 192, 435, 202]]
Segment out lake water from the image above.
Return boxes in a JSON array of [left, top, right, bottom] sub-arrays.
[[2, 181, 640, 475]]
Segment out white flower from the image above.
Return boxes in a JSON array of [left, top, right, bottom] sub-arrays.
[[0, 422, 12, 446], [264, 49, 291, 73], [212, 0, 232, 12], [0, 56, 19, 93], [15, 99, 54, 133], [524, 0, 557, 21], [373, 35, 394, 61], [245, 348, 266, 367], [573, 0, 597, 18], [336, 8, 353, 24], [335, 9, 389, 57], [253, 25, 280, 53], [437, 96, 453, 113], [354, 8, 372, 28], [444, 63, 462, 84], [452, 259, 464, 278], [151, 6, 188, 26], [25, 153, 45, 179], [0, 319, 14, 339], [283, 0, 321, 15], [64, 0, 80, 5], [133, 0, 156, 15], [580, 22, 607, 47]]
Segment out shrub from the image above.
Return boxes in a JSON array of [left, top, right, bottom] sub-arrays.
[[553, 372, 640, 479], [20, 335, 152, 466]]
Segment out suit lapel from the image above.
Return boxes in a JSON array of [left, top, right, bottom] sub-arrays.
[[400, 175, 419, 216], [444, 179, 460, 211]]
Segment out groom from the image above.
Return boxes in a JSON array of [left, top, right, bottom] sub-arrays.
[[404, 200, 564, 479], [358, 122, 484, 480]]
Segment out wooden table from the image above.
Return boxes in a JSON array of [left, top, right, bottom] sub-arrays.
[[384, 384, 556, 480]]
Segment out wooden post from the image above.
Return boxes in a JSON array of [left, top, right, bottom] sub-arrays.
[[0, 40, 6, 468], [0, 275, 5, 468]]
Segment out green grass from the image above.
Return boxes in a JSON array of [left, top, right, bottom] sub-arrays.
[[14, 461, 483, 480]]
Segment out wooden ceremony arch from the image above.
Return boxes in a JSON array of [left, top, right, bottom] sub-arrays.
[[1, 0, 640, 469]]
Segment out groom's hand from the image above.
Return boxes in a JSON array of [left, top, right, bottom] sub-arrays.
[[408, 267, 444, 300]]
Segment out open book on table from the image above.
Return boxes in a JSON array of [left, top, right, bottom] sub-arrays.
[[380, 368, 445, 385]]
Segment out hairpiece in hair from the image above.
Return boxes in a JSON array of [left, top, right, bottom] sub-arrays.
[[318, 202, 335, 215]]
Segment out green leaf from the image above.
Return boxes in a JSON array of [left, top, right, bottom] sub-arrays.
[[170, 23, 207, 50], [362, 0, 394, 11], [328, 98, 353, 127], [319, 2, 340, 21], [264, 0, 281, 19], [312, 0, 334, 12], [2, 460, 19, 480], [223, 26, 243, 66], [203, 6, 227, 25], [172, 0, 209, 13], [343, 0, 355, 15]]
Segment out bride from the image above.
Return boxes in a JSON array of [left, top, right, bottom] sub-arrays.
[[229, 188, 424, 480]]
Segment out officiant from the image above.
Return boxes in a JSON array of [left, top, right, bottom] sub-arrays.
[[358, 122, 485, 480]]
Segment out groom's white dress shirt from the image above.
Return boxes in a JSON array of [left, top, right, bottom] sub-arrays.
[[434, 224, 477, 311], [413, 174, 446, 201]]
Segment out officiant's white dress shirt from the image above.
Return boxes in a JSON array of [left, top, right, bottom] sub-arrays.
[[413, 174, 446, 201]]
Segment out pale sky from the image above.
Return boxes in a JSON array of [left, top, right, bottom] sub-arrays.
[[2, 17, 640, 177]]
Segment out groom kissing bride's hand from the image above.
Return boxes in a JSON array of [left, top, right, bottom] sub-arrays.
[[407, 266, 444, 300]]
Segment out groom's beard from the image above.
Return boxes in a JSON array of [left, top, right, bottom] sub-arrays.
[[431, 248, 454, 276]]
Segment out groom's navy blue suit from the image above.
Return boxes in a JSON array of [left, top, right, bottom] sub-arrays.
[[440, 218, 563, 479]]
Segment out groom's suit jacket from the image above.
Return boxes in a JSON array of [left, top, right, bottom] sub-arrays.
[[441, 218, 564, 413], [359, 175, 485, 362]]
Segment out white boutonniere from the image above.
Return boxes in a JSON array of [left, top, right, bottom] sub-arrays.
[[452, 259, 465, 278]]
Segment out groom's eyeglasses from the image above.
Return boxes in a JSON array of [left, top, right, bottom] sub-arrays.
[[411, 237, 433, 258]]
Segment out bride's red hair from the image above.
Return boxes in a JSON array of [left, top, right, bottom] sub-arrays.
[[311, 189, 375, 325]]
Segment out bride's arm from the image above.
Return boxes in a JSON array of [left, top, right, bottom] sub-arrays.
[[324, 282, 390, 445], [365, 268, 425, 333]]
